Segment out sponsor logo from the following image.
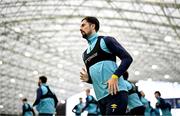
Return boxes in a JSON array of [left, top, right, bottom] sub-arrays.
[[85, 52, 98, 64]]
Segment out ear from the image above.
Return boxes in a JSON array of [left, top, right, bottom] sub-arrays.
[[90, 24, 95, 30]]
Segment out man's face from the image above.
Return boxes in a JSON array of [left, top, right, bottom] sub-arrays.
[[140, 91, 145, 97], [80, 20, 94, 39], [22, 100, 25, 104], [38, 79, 42, 86], [86, 91, 88, 96], [155, 93, 159, 99], [85, 89, 90, 96], [79, 98, 82, 102]]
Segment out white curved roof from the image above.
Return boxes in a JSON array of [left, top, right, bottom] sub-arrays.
[[0, 0, 180, 114]]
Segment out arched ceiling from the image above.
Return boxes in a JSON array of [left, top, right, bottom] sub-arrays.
[[0, 0, 180, 114]]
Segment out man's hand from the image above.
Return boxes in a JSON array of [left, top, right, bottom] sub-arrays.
[[80, 68, 89, 82], [107, 74, 119, 95], [80, 109, 83, 113]]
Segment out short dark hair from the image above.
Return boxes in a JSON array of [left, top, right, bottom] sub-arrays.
[[39, 76, 47, 83], [123, 71, 129, 80], [22, 98, 27, 102], [155, 91, 161, 96], [82, 16, 100, 32]]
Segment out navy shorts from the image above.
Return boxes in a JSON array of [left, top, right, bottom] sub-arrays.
[[98, 91, 128, 115]]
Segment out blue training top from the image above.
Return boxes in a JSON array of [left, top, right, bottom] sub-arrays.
[[22, 103, 33, 116], [83, 33, 133, 100], [82, 95, 98, 114], [72, 102, 84, 116], [156, 97, 172, 116], [124, 80, 143, 110], [33, 84, 56, 114]]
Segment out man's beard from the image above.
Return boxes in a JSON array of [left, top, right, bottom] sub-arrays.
[[82, 33, 88, 39], [81, 31, 88, 39]]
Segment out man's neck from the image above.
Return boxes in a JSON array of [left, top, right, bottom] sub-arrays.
[[87, 33, 98, 44], [41, 83, 46, 86], [87, 32, 96, 39]]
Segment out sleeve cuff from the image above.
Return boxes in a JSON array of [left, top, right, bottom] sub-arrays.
[[111, 74, 119, 79]]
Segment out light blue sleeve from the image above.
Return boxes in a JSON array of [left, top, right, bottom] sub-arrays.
[[41, 86, 48, 95]]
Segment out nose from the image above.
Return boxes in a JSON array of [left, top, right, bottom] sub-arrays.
[[80, 29, 83, 33], [80, 26, 83, 31]]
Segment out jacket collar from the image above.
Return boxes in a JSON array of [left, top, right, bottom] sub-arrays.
[[87, 33, 98, 45]]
